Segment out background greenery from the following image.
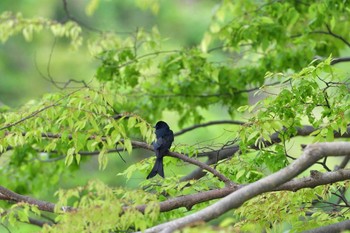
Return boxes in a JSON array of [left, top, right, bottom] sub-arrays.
[[1, 0, 350, 232]]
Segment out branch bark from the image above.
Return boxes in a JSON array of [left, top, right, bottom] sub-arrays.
[[0, 186, 73, 213], [142, 142, 350, 233], [134, 169, 350, 214], [182, 125, 350, 181], [302, 220, 350, 233], [1, 164, 349, 228]]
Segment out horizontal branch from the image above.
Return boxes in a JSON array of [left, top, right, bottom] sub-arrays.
[[27, 217, 54, 227], [0, 186, 73, 213], [174, 120, 245, 136], [330, 57, 350, 65], [134, 169, 350, 214], [314, 56, 350, 65]]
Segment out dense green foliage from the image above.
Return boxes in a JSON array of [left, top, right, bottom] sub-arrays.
[[0, 0, 350, 232]]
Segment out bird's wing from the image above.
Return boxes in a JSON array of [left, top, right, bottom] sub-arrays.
[[153, 137, 164, 150]]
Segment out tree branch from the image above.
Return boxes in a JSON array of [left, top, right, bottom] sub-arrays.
[[0, 89, 83, 131], [182, 125, 350, 181], [0, 103, 59, 131], [129, 140, 235, 186], [27, 217, 54, 227], [10, 131, 233, 186], [142, 142, 350, 233], [302, 220, 350, 233], [174, 120, 245, 136], [314, 56, 350, 65], [0, 167, 349, 227], [0, 186, 73, 213], [134, 169, 350, 214], [311, 24, 350, 48]]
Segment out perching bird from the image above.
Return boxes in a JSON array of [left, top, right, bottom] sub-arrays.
[[147, 121, 174, 179]]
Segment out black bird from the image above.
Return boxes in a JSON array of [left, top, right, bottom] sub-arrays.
[[147, 121, 174, 179]]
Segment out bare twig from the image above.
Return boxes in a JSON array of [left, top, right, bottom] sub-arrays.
[[0, 103, 59, 131], [0, 89, 82, 131], [174, 120, 245, 136], [311, 24, 350, 48]]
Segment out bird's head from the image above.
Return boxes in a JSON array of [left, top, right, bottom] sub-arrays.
[[154, 121, 170, 130]]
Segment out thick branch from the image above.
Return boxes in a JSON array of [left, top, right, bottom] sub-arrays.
[[134, 169, 350, 214], [302, 220, 350, 233], [27, 217, 54, 227], [182, 125, 350, 181], [1, 168, 349, 225], [143, 142, 350, 233]]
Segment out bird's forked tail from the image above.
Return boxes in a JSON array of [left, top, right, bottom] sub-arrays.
[[147, 157, 164, 179]]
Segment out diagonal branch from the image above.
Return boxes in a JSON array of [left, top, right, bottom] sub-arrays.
[[182, 125, 350, 182], [302, 220, 350, 233], [311, 24, 350, 48], [129, 140, 235, 186], [0, 103, 59, 131], [0, 89, 82, 131], [134, 169, 350, 214], [142, 142, 350, 233]]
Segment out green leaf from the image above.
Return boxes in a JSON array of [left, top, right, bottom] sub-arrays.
[[75, 153, 81, 165], [128, 116, 137, 129], [98, 149, 108, 170], [65, 148, 75, 166], [237, 105, 249, 112], [123, 138, 132, 154], [236, 170, 245, 180]]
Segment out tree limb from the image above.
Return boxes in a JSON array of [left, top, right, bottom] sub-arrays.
[[134, 169, 350, 214], [0, 186, 73, 213], [182, 125, 350, 181], [311, 24, 350, 48], [301, 220, 350, 233], [0, 167, 349, 227], [129, 140, 235, 186], [174, 120, 245, 136], [142, 142, 350, 233], [11, 132, 233, 186]]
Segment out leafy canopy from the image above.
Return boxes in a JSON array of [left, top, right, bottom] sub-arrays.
[[0, 0, 350, 232]]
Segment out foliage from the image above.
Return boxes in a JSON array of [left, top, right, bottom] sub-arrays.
[[0, 0, 350, 232]]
